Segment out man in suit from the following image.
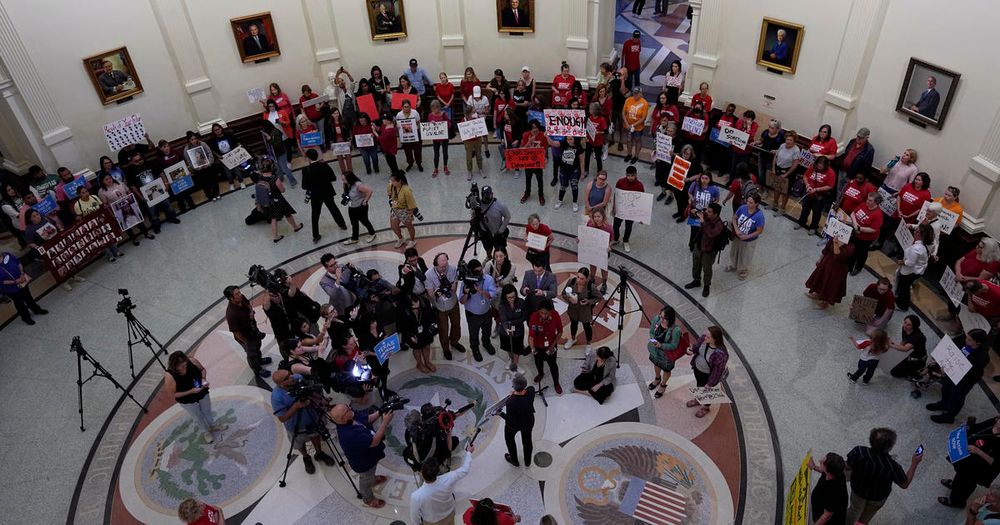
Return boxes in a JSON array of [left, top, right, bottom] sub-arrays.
[[911, 76, 940, 119], [242, 22, 273, 57], [520, 259, 556, 318], [97, 60, 130, 95], [300, 149, 347, 243], [501, 0, 529, 28]]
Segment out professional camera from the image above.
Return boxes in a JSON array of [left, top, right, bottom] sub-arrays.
[[307, 358, 378, 398], [287, 377, 326, 401], [412, 208, 425, 221], [456, 260, 479, 288], [378, 395, 410, 415], [115, 288, 136, 315], [465, 182, 482, 210], [248, 264, 289, 295]]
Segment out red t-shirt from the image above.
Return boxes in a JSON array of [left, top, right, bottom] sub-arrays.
[[300, 93, 322, 121], [329, 119, 347, 142], [459, 79, 480, 99], [804, 167, 836, 195], [652, 105, 680, 131], [970, 279, 1000, 317], [494, 97, 511, 123], [526, 222, 552, 252], [959, 250, 1000, 280], [731, 119, 759, 154], [862, 283, 895, 317], [808, 137, 838, 158], [715, 114, 737, 130], [528, 310, 563, 349], [623, 38, 642, 71], [435, 82, 455, 104], [616, 177, 644, 192], [598, 96, 613, 119], [840, 180, 877, 214], [551, 74, 576, 107], [691, 93, 713, 113], [272, 92, 292, 114], [377, 124, 398, 155], [189, 504, 223, 525], [521, 130, 547, 149], [588, 116, 608, 146], [895, 183, 931, 221], [852, 205, 883, 242], [463, 508, 517, 525]]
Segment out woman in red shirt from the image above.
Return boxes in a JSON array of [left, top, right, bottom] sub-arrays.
[[650, 91, 680, 135], [682, 101, 710, 157], [178, 498, 224, 525], [427, 99, 451, 177], [838, 171, 877, 215], [525, 212, 553, 269], [895, 172, 932, 224], [692, 81, 713, 113], [729, 110, 759, 177], [462, 499, 519, 525], [942, 238, 1000, 318], [520, 121, 547, 205], [584, 102, 608, 177], [434, 71, 455, 123], [460, 67, 481, 99], [371, 118, 400, 175], [328, 108, 353, 172], [528, 299, 564, 394], [263, 82, 293, 115], [795, 155, 836, 233], [808, 124, 838, 161], [299, 84, 325, 147], [846, 192, 884, 275], [551, 62, 575, 108], [352, 113, 380, 174], [570, 82, 588, 108], [595, 84, 613, 126], [709, 104, 737, 171]]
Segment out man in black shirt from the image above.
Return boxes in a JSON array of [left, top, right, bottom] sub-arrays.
[[125, 152, 179, 233], [497, 374, 535, 467], [845, 427, 922, 524], [300, 149, 347, 243], [609, 67, 632, 151], [263, 289, 296, 344], [224, 285, 272, 378], [809, 452, 848, 525]]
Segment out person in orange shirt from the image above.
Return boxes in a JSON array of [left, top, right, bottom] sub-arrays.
[[622, 87, 649, 165], [933, 186, 964, 228]]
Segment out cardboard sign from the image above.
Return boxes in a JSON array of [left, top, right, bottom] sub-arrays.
[[246, 87, 266, 103], [357, 94, 379, 120], [110, 193, 144, 232], [526, 232, 548, 251], [917, 201, 960, 234], [709, 126, 729, 146], [374, 333, 401, 365], [848, 295, 879, 324], [784, 452, 812, 525], [722, 126, 750, 150], [667, 155, 691, 191], [31, 194, 59, 216], [221, 146, 252, 170], [688, 386, 731, 405], [949, 426, 970, 463], [655, 133, 674, 162], [300, 131, 323, 147], [894, 221, 914, 250], [62, 177, 88, 200], [164, 161, 194, 194], [391, 93, 419, 110], [397, 117, 419, 143], [505, 148, 546, 170], [823, 216, 854, 244], [940, 267, 966, 306], [420, 121, 449, 141], [613, 189, 653, 224], [355, 133, 375, 148], [681, 116, 705, 136], [35, 207, 122, 283], [103, 113, 146, 152], [459, 117, 489, 141], [878, 186, 897, 216], [577, 225, 610, 270], [586, 119, 597, 140], [543, 109, 587, 137], [139, 179, 169, 207], [931, 336, 972, 385], [331, 142, 352, 156], [302, 94, 330, 108]]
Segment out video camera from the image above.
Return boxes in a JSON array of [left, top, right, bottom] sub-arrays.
[[287, 377, 326, 401], [248, 264, 289, 295], [378, 395, 409, 415], [457, 260, 479, 289], [115, 288, 136, 315]]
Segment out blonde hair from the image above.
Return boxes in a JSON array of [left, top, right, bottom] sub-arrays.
[[904, 148, 918, 163], [296, 114, 311, 130]]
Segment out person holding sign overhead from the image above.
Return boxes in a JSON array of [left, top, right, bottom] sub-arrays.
[[927, 329, 991, 425]]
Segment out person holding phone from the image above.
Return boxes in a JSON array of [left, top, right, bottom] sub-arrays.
[[845, 427, 922, 524], [164, 351, 217, 444]]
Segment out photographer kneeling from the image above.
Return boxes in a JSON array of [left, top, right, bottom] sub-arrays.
[[270, 370, 338, 475], [329, 403, 395, 508]]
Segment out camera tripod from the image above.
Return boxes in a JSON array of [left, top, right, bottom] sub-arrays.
[[593, 266, 651, 368], [277, 404, 362, 499], [72, 336, 146, 432], [118, 291, 166, 378]]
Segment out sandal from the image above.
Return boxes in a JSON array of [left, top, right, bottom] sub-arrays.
[[293, 224, 304, 233], [363, 498, 386, 509], [273, 235, 284, 243], [685, 399, 700, 408], [738, 271, 749, 281], [695, 406, 711, 418], [647, 377, 662, 391], [654, 385, 667, 399]]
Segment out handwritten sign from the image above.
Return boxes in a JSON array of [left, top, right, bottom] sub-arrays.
[[302, 94, 329, 108], [784, 452, 812, 525], [355, 133, 374, 148], [959, 309, 992, 333], [139, 178, 169, 207], [420, 121, 449, 141], [940, 267, 966, 306], [331, 142, 352, 156], [681, 116, 705, 136], [391, 93, 419, 111], [823, 216, 854, 244], [459, 117, 489, 141], [613, 189, 653, 224], [894, 221, 914, 251], [949, 426, 970, 463], [397, 117, 419, 143], [505, 148, 546, 170], [577, 225, 610, 270], [848, 295, 879, 324], [722, 126, 750, 150], [667, 155, 691, 191], [655, 133, 674, 162], [31, 194, 59, 216], [300, 131, 323, 147], [221, 146, 252, 170], [543, 109, 587, 137], [688, 386, 731, 404], [103, 113, 145, 152], [526, 232, 548, 251], [164, 161, 194, 194], [931, 336, 972, 385], [374, 333, 401, 365], [917, 201, 960, 234], [35, 207, 122, 283], [246, 87, 266, 103], [878, 186, 897, 216]]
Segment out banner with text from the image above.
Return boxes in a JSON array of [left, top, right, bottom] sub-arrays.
[[668, 156, 691, 191], [37, 208, 122, 283], [783, 451, 812, 525], [505, 148, 546, 170]]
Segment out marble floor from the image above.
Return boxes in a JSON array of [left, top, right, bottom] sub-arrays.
[[3, 146, 993, 525], [615, 0, 689, 96]]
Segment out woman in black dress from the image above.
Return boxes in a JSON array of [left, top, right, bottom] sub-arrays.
[[255, 158, 302, 243], [398, 294, 438, 373], [497, 284, 528, 372], [889, 314, 927, 379]]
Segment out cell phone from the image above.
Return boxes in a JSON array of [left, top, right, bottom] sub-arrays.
[[649, 338, 658, 343], [915, 444, 924, 455]]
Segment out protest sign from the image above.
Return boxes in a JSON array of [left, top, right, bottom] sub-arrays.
[[526, 232, 548, 251], [543, 109, 587, 137], [848, 295, 878, 324], [103, 113, 145, 152], [31, 194, 59, 216], [940, 267, 966, 306], [655, 133, 674, 162], [667, 155, 690, 191], [140, 179, 169, 206], [586, 119, 597, 140], [164, 161, 194, 194], [894, 221, 914, 250], [110, 194, 144, 232], [878, 186, 897, 216], [62, 177, 88, 200], [505, 148, 546, 170], [374, 333, 401, 365], [823, 216, 854, 244], [397, 117, 419, 143], [302, 94, 329, 108], [527, 109, 546, 130], [577, 225, 610, 270], [681, 116, 705, 136], [221, 146, 252, 170], [300, 131, 323, 147], [709, 126, 729, 146], [688, 386, 731, 405], [949, 426, 970, 463], [355, 134, 374, 148], [331, 142, 352, 156], [783, 452, 812, 525], [931, 336, 972, 385], [722, 126, 750, 150], [35, 208, 122, 283], [391, 93, 419, 110], [357, 94, 379, 120], [959, 309, 992, 333], [459, 118, 489, 141], [917, 201, 960, 234], [799, 149, 815, 169], [613, 190, 653, 224], [420, 121, 449, 141], [246, 87, 266, 103]]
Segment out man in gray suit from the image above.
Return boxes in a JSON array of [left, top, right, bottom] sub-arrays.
[[520, 259, 556, 317]]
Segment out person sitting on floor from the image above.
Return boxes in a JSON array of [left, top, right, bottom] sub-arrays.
[[572, 346, 617, 404]]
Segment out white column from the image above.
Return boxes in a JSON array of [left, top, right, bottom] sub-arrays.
[[684, 0, 721, 102], [565, 0, 590, 87], [303, 0, 342, 76], [437, 0, 466, 82], [0, 0, 82, 169], [819, 0, 889, 143], [0, 63, 37, 172], [149, 0, 221, 132], [960, 110, 1000, 233], [585, 0, 603, 86]]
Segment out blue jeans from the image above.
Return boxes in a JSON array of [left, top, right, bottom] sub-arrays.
[[628, 69, 641, 89], [180, 395, 214, 432], [850, 359, 879, 383], [274, 154, 297, 186], [359, 147, 380, 174]]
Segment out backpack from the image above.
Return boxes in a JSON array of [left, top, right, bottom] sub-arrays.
[[255, 180, 273, 207], [741, 180, 760, 202], [666, 329, 690, 362], [711, 223, 732, 252]]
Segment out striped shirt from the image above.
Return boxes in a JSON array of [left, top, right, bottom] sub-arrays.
[[846, 446, 906, 501]]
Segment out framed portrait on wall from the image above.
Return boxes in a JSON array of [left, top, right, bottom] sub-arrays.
[[496, 0, 534, 33], [895, 58, 960, 129], [83, 47, 143, 105], [366, 0, 408, 41], [755, 18, 804, 74], [230, 12, 281, 63]]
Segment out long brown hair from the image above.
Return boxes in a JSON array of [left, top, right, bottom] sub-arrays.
[[167, 351, 189, 372]]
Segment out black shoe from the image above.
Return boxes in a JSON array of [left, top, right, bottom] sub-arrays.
[[313, 236, 322, 243], [443, 350, 454, 361], [33, 308, 48, 315], [925, 402, 944, 411], [152, 227, 162, 235], [483, 344, 497, 355], [21, 316, 35, 326], [417, 164, 424, 172], [484, 150, 491, 159], [257, 369, 271, 378], [406, 163, 414, 171], [624, 155, 633, 163], [684, 281, 701, 289], [302, 454, 316, 474], [702, 286, 710, 298], [993, 375, 1000, 382], [630, 157, 638, 165], [847, 372, 857, 383], [313, 450, 336, 467], [452, 342, 467, 353], [167, 218, 181, 224], [656, 192, 667, 202], [472, 349, 483, 362], [549, 178, 557, 187], [931, 414, 956, 424], [504, 453, 519, 467], [261, 357, 273, 365]]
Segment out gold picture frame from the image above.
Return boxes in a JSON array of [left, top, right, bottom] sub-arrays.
[[366, 0, 408, 41], [83, 47, 144, 105], [756, 17, 804, 74], [230, 12, 282, 63], [496, 0, 534, 33]]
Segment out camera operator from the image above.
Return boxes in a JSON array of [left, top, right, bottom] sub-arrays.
[[329, 403, 394, 509], [398, 247, 429, 296], [459, 259, 497, 362], [271, 370, 338, 475], [520, 259, 557, 318], [273, 268, 322, 327], [224, 285, 272, 379], [400, 293, 439, 373], [320, 253, 358, 314], [410, 443, 475, 525], [425, 253, 467, 360], [475, 186, 511, 256]]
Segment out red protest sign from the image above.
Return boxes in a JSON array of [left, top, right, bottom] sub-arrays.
[[36, 207, 123, 283], [391, 93, 420, 111], [505, 148, 546, 170], [668, 156, 690, 190], [357, 94, 379, 121]]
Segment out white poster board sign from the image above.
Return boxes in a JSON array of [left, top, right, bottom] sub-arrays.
[[930, 336, 972, 385], [655, 133, 674, 162], [688, 386, 731, 405], [355, 134, 374, 148], [894, 221, 914, 251], [246, 87, 266, 103], [681, 116, 705, 136], [139, 179, 169, 207], [397, 117, 419, 143], [221, 146, 252, 170], [823, 216, 854, 245], [526, 232, 548, 251], [577, 225, 610, 270], [458, 117, 489, 141], [878, 186, 898, 216], [103, 113, 146, 152], [722, 126, 750, 150], [302, 94, 330, 108], [916, 201, 960, 235], [420, 121, 449, 141], [543, 109, 587, 137], [331, 142, 352, 156], [940, 267, 966, 306], [613, 189, 654, 224]]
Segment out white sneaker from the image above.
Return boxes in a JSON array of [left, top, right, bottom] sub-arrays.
[[229, 183, 236, 191], [364, 234, 377, 243], [572, 203, 579, 212], [624, 242, 631, 253], [239, 182, 246, 190], [554, 201, 563, 209], [343, 239, 358, 245], [586, 344, 592, 353], [563, 340, 573, 350]]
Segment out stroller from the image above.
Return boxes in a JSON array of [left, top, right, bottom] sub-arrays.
[[907, 361, 944, 399]]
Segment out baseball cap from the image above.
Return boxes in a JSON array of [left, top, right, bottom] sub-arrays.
[[521, 66, 530, 72], [482, 185, 494, 195], [409, 58, 418, 66], [631, 86, 642, 94], [632, 30, 641, 38]]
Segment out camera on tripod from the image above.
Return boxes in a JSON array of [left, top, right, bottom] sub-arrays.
[[248, 264, 289, 295], [465, 183, 485, 228], [287, 377, 326, 401], [115, 288, 136, 315]]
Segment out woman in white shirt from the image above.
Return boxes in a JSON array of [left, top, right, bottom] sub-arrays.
[[663, 60, 685, 101], [771, 130, 801, 215], [880, 148, 919, 194]]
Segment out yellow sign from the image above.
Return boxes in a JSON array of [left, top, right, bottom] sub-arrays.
[[784, 450, 812, 525]]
